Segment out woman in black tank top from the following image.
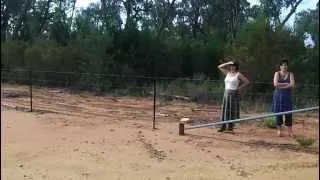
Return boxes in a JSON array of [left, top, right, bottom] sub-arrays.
[[272, 59, 295, 137]]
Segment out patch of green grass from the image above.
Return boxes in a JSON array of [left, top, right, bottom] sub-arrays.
[[295, 136, 315, 148], [262, 117, 277, 129], [305, 113, 313, 118]]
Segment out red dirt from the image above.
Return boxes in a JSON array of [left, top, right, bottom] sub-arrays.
[[2, 83, 319, 180]]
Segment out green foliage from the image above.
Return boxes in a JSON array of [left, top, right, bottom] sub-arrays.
[[1, 0, 318, 105], [231, 18, 305, 81], [158, 77, 224, 103], [295, 136, 315, 148], [1, 40, 27, 67], [295, 5, 319, 45], [50, 21, 70, 46], [262, 117, 277, 129]]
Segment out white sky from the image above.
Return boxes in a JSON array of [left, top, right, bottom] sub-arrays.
[[248, 0, 318, 26], [75, 0, 99, 8], [75, 0, 318, 27], [248, 0, 318, 47], [75, 0, 316, 47]]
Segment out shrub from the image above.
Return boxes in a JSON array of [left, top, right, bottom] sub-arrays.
[[295, 136, 315, 148], [262, 117, 276, 129]]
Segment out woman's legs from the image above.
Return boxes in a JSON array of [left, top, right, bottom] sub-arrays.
[[218, 95, 227, 132], [276, 115, 283, 136], [275, 114, 293, 137], [218, 90, 239, 132], [227, 92, 240, 131], [273, 91, 282, 136], [227, 95, 233, 131], [285, 113, 293, 136], [287, 126, 293, 137]]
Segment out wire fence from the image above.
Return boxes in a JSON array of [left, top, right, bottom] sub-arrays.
[[1, 68, 319, 129]]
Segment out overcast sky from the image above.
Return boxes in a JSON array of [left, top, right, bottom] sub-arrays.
[[75, 0, 318, 27]]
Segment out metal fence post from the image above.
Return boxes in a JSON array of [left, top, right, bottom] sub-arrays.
[[29, 69, 33, 112], [153, 77, 156, 129]]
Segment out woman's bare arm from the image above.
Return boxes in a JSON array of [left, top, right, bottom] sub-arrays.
[[281, 73, 295, 89], [217, 61, 233, 75], [238, 73, 250, 90], [273, 72, 289, 88]]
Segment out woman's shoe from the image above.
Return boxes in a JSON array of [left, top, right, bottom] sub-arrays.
[[227, 128, 233, 132]]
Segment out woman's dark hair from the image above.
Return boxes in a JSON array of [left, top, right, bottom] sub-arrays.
[[280, 59, 289, 66], [231, 61, 239, 71]]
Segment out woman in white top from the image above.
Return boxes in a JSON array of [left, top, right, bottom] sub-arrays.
[[217, 60, 250, 132]]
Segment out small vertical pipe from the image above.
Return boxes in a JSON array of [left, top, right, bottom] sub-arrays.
[[179, 123, 185, 135]]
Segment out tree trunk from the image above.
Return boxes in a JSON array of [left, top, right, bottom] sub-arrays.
[[1, 0, 9, 41], [13, 0, 32, 40], [157, 0, 176, 39], [279, 0, 303, 28], [124, 0, 132, 30], [191, 0, 200, 38], [38, 0, 53, 35], [69, 0, 76, 29]]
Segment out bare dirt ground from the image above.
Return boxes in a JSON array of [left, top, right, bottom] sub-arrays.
[[1, 83, 319, 180]]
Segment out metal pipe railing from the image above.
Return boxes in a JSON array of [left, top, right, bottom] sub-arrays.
[[179, 106, 319, 135]]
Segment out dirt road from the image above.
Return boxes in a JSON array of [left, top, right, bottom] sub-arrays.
[[2, 84, 319, 180]]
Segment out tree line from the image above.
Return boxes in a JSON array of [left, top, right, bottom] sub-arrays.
[[1, 0, 319, 94]]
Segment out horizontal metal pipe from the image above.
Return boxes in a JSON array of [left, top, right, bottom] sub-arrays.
[[185, 106, 319, 130]]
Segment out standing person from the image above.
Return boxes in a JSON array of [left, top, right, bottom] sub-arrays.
[[272, 59, 295, 137], [217, 60, 250, 132]]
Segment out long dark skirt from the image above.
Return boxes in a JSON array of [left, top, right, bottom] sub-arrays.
[[272, 89, 292, 112], [272, 89, 293, 126], [220, 90, 240, 129]]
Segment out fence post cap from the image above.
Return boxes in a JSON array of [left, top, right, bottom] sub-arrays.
[[180, 117, 191, 123]]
